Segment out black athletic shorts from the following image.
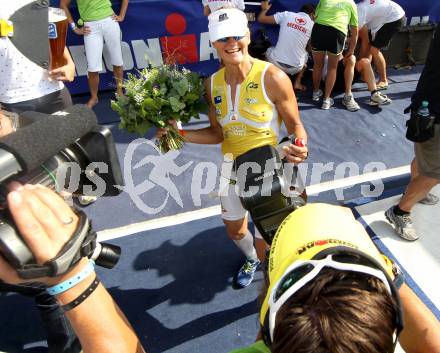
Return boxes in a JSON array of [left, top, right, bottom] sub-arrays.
[[311, 23, 346, 55], [370, 16, 405, 49]]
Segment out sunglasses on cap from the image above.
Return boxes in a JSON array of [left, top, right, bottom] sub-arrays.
[[216, 35, 244, 43], [265, 250, 403, 349]]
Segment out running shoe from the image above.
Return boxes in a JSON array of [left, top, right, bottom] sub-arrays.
[[321, 97, 334, 110], [385, 206, 418, 241], [342, 94, 360, 112], [312, 89, 323, 102], [369, 91, 392, 106], [418, 193, 439, 205], [235, 258, 260, 288]]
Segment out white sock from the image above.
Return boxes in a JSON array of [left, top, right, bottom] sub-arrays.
[[233, 230, 258, 261]]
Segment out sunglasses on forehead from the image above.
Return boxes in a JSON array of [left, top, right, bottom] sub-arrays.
[[263, 249, 403, 350], [216, 35, 244, 43]]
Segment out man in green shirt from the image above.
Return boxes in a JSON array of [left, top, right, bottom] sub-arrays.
[[60, 0, 129, 108], [310, 0, 358, 111]]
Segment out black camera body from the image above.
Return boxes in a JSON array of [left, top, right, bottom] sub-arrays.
[[0, 106, 124, 278], [235, 144, 306, 245]]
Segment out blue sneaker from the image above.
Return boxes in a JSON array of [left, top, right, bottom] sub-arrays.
[[235, 259, 260, 288]]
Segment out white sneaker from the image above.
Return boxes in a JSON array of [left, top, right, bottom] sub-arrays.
[[312, 89, 323, 102], [321, 97, 334, 110], [342, 94, 360, 112], [369, 91, 392, 106], [385, 206, 418, 241]]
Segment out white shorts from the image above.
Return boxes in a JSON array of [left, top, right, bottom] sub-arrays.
[[83, 16, 123, 72], [219, 170, 248, 221], [266, 47, 304, 75], [219, 172, 265, 240]]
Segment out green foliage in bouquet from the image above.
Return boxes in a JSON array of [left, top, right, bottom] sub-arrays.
[[111, 65, 207, 152]]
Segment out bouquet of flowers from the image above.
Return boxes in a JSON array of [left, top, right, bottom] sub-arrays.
[[111, 65, 207, 153]]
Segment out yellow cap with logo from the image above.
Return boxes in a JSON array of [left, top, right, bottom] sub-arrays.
[[260, 203, 393, 327]]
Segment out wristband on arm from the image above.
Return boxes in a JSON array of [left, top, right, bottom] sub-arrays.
[[61, 275, 101, 312], [46, 260, 95, 296]]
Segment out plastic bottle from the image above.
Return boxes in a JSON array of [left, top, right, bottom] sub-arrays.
[[418, 100, 430, 117]]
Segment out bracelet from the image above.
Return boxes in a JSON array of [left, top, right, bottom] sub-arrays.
[[69, 22, 78, 31], [46, 260, 95, 296], [61, 276, 101, 312]]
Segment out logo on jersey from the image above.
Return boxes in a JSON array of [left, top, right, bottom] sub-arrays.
[[295, 17, 307, 26], [246, 82, 259, 91], [214, 96, 222, 104], [245, 98, 258, 105]]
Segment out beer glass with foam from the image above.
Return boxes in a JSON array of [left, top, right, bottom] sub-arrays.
[[48, 7, 68, 70]]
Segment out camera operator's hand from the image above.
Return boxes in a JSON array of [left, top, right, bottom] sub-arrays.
[[0, 183, 145, 353], [0, 183, 80, 284]]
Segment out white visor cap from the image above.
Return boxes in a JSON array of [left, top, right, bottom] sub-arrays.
[[208, 8, 248, 43]]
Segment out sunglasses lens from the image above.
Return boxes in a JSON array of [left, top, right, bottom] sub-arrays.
[[274, 264, 314, 302], [217, 36, 244, 43]]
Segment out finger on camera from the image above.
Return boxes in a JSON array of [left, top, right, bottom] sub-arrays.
[[6, 181, 23, 192], [32, 185, 78, 229], [22, 186, 75, 240], [7, 190, 51, 264]]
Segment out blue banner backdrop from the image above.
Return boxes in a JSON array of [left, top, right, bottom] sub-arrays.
[[58, 0, 439, 95]]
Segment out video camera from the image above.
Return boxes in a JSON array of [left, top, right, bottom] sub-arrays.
[[235, 138, 307, 245], [0, 105, 124, 279]]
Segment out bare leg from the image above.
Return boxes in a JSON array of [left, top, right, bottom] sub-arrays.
[[356, 58, 376, 91], [370, 46, 388, 85], [410, 158, 418, 181], [358, 26, 371, 59], [398, 174, 439, 212], [324, 53, 340, 99], [87, 71, 99, 108], [224, 217, 258, 260], [293, 66, 307, 91], [312, 51, 325, 92], [343, 55, 356, 95], [113, 65, 124, 97]]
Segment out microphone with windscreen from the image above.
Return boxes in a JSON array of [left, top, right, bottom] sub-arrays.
[[0, 104, 97, 177], [0, 104, 124, 277], [0, 104, 123, 197]]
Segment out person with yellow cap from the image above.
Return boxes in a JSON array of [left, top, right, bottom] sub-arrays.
[[230, 203, 440, 353]]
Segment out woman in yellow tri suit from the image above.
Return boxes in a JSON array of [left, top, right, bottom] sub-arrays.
[[159, 8, 308, 288]]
